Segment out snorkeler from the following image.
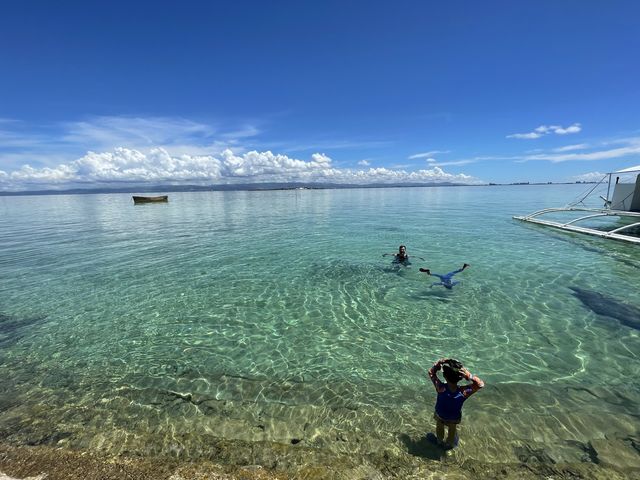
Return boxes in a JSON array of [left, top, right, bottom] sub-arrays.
[[419, 264, 469, 289], [383, 245, 424, 266], [428, 358, 484, 449]]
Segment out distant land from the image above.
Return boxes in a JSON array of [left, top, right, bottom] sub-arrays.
[[0, 181, 597, 196]]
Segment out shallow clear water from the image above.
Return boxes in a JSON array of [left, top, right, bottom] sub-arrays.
[[0, 185, 638, 468]]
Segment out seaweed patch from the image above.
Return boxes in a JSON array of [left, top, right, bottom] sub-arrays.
[[570, 287, 640, 330], [0, 312, 48, 348]]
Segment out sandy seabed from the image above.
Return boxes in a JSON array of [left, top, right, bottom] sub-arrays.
[[1, 440, 639, 480]]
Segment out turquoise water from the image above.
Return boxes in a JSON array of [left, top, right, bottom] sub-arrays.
[[0, 185, 639, 469]]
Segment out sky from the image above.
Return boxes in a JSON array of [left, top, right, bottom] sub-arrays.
[[1, 1, 639, 191]]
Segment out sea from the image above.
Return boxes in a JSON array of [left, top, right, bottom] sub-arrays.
[[0, 184, 639, 478]]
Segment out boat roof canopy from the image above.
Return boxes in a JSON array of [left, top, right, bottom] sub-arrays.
[[610, 164, 640, 174]]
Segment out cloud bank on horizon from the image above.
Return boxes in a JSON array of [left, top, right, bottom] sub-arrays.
[[2, 116, 640, 191], [0, 115, 484, 190], [0, 147, 479, 191]]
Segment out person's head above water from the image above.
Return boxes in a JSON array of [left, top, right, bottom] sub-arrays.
[[442, 359, 464, 384], [383, 245, 416, 262]]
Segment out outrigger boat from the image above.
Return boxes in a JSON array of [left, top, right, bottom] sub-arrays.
[[513, 165, 640, 244], [132, 195, 168, 204]]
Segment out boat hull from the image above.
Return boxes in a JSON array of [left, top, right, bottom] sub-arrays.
[[132, 195, 168, 204]]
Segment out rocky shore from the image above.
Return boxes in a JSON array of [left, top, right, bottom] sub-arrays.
[[1, 438, 638, 480]]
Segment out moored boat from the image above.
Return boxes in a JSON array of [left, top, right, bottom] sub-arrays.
[[513, 165, 640, 244], [132, 195, 168, 204]]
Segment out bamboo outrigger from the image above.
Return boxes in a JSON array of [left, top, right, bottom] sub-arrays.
[[513, 165, 640, 245]]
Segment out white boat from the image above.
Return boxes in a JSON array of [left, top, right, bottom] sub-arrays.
[[513, 165, 640, 244]]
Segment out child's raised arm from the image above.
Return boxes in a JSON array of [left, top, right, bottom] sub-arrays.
[[460, 367, 485, 398], [428, 358, 446, 391]]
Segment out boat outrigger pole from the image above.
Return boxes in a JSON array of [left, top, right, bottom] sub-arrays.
[[513, 165, 640, 245]]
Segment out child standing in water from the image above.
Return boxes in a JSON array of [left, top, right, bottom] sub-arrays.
[[428, 358, 484, 449]]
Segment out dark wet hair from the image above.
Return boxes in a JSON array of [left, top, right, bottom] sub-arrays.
[[442, 359, 464, 383], [399, 245, 406, 251]]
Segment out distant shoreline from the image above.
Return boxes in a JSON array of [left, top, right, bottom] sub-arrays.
[[0, 181, 597, 197]]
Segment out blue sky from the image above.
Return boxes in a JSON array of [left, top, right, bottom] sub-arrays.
[[1, 1, 639, 190]]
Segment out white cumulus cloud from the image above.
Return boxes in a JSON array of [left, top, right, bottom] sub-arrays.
[[554, 124, 582, 135], [507, 132, 542, 140], [0, 115, 262, 172], [507, 123, 582, 139], [0, 148, 481, 191]]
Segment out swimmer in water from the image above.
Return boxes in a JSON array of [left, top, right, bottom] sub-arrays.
[[383, 245, 424, 266], [419, 264, 470, 289]]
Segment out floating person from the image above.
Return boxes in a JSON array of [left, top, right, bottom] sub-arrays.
[[427, 358, 484, 449], [419, 263, 470, 289], [382, 245, 424, 266]]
